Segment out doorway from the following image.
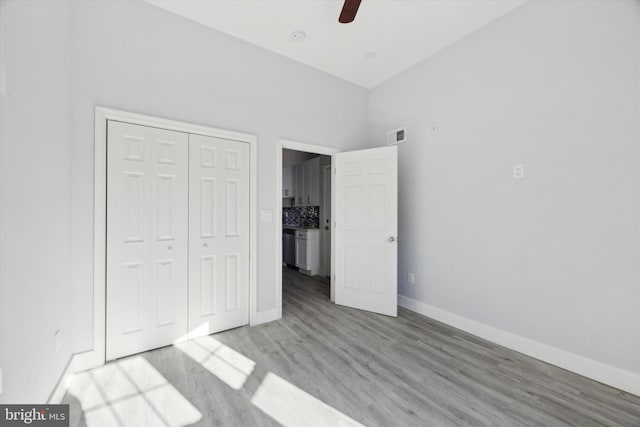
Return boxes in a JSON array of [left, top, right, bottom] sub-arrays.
[[275, 140, 399, 320], [276, 140, 339, 318], [281, 148, 332, 300]]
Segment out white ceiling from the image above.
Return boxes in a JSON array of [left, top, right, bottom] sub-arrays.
[[147, 0, 526, 89]]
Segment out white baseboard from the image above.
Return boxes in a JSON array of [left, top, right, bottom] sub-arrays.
[[47, 350, 103, 404], [398, 295, 640, 397], [72, 349, 104, 373], [253, 307, 280, 325], [47, 355, 77, 404]]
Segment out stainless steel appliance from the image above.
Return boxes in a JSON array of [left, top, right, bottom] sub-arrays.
[[283, 228, 296, 266]]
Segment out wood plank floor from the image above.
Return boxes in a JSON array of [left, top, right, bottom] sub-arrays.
[[64, 267, 640, 426]]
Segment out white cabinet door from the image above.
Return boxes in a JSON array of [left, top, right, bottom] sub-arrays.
[[295, 238, 308, 269], [292, 164, 302, 206], [302, 160, 311, 206], [335, 146, 398, 317], [106, 121, 189, 360], [308, 157, 321, 206], [282, 166, 292, 198], [305, 230, 321, 275], [188, 134, 250, 337]]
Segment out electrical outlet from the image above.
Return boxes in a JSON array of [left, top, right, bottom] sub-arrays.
[[408, 272, 415, 285], [513, 164, 524, 180], [54, 330, 61, 354]]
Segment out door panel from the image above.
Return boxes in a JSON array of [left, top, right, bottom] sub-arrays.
[[296, 238, 308, 270], [189, 134, 250, 337], [106, 121, 189, 360], [335, 146, 397, 317]]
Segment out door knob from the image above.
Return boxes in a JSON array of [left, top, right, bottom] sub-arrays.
[[203, 243, 208, 249], [167, 245, 173, 252], [388, 237, 396, 242]]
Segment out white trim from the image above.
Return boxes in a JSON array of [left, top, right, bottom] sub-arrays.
[[72, 349, 102, 374], [249, 129, 258, 328], [321, 164, 332, 292], [398, 295, 640, 397], [87, 106, 258, 371], [276, 139, 340, 319], [47, 355, 77, 404]]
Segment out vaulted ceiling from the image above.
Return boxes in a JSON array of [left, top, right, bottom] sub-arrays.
[[147, 0, 526, 88]]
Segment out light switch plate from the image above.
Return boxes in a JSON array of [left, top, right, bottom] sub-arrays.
[[408, 272, 415, 285], [260, 209, 273, 222]]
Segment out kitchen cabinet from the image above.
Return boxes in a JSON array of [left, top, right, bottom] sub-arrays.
[[285, 157, 321, 207], [295, 236, 308, 268], [302, 161, 311, 206], [292, 163, 302, 206], [305, 157, 321, 206], [295, 229, 320, 275], [282, 165, 292, 198]]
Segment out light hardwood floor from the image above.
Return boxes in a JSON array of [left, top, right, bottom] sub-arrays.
[[64, 267, 640, 426]]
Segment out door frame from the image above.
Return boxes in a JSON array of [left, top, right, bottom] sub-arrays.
[[76, 106, 258, 370], [276, 139, 340, 318], [321, 164, 332, 278]]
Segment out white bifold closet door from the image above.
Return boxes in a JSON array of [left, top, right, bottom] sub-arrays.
[[106, 122, 250, 361], [106, 121, 189, 361], [188, 134, 250, 337]]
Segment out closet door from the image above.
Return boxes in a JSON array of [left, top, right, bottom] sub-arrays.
[[106, 121, 189, 360], [188, 134, 250, 337]]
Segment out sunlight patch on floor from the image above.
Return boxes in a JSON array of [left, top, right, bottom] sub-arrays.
[[66, 356, 202, 427], [175, 335, 256, 390], [251, 372, 365, 427]]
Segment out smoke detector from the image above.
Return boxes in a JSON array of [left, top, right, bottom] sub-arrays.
[[387, 127, 406, 145]]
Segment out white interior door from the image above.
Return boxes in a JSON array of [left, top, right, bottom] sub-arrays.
[[188, 134, 250, 337], [335, 146, 398, 317], [106, 121, 189, 360]]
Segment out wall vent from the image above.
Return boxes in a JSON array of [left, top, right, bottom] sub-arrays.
[[387, 127, 406, 145]]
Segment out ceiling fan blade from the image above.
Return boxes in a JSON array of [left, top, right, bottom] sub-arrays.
[[339, 0, 362, 24]]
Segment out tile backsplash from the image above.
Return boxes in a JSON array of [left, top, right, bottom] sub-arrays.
[[283, 206, 320, 228]]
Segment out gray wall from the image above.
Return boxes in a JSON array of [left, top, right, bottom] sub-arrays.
[[69, 0, 369, 353], [0, 0, 74, 403], [368, 0, 640, 373]]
